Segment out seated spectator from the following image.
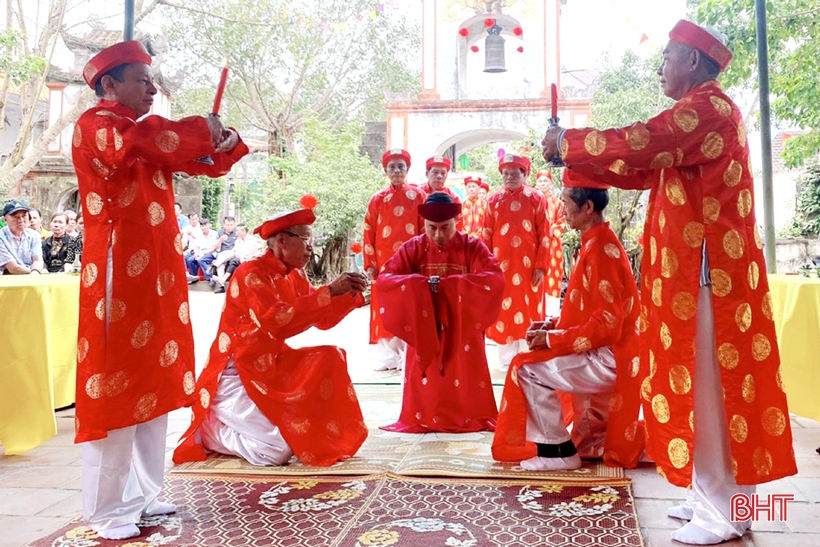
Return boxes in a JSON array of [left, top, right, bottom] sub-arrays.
[[185, 218, 218, 282], [42, 212, 75, 273], [492, 169, 644, 472], [29, 207, 50, 239], [204, 216, 238, 289], [64, 209, 80, 238], [0, 200, 45, 274], [173, 204, 369, 467], [182, 212, 202, 256], [64, 214, 85, 271], [213, 223, 263, 293], [175, 202, 190, 230]]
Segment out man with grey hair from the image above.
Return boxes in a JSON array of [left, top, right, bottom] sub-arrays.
[[541, 19, 796, 545], [0, 200, 44, 274]]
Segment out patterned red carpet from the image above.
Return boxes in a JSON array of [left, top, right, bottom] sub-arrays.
[[27, 473, 642, 546]]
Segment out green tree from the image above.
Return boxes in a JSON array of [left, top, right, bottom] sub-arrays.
[[691, 0, 820, 167], [782, 162, 820, 237]]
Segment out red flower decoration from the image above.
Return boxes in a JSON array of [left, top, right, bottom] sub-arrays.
[[350, 242, 363, 254], [470, 45, 479, 53], [513, 27, 523, 36], [517, 46, 524, 53], [484, 18, 495, 27], [458, 28, 469, 37], [299, 194, 318, 210]]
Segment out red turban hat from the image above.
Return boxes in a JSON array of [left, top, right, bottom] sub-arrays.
[[562, 168, 610, 190], [535, 170, 553, 180], [382, 149, 411, 170], [83, 40, 153, 89], [425, 155, 452, 171], [479, 180, 490, 192], [254, 209, 316, 240], [669, 20, 733, 72], [463, 176, 482, 186], [498, 154, 531, 176]]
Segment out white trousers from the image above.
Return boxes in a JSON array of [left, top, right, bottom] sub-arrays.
[[518, 347, 616, 457], [498, 339, 528, 367], [544, 294, 561, 318], [376, 336, 405, 369], [199, 364, 293, 466], [81, 414, 168, 532], [689, 285, 754, 539]]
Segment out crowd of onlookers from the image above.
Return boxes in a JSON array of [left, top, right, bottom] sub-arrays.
[[0, 200, 84, 275]]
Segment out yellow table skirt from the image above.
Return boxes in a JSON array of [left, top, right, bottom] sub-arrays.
[[768, 273, 820, 423], [0, 274, 79, 455]]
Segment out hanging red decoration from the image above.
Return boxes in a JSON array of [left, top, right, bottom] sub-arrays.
[[470, 45, 479, 53], [299, 194, 318, 210], [350, 242, 363, 254], [517, 46, 524, 53], [458, 28, 469, 37], [513, 27, 523, 36], [484, 18, 495, 27]]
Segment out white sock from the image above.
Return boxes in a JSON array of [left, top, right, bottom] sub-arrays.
[[96, 524, 140, 540], [667, 504, 694, 521], [143, 501, 177, 516], [670, 522, 726, 545], [520, 454, 581, 471]]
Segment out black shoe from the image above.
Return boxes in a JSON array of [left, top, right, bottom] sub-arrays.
[[187, 274, 199, 285], [214, 285, 226, 294]]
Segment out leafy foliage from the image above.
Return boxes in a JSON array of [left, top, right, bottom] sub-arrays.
[[200, 177, 225, 226], [782, 162, 820, 237], [0, 29, 47, 86]]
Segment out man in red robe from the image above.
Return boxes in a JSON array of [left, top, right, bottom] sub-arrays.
[[460, 175, 487, 238], [377, 193, 503, 432], [478, 180, 490, 201], [492, 169, 644, 473], [541, 20, 797, 545], [72, 41, 248, 540], [534, 170, 567, 316], [174, 205, 369, 468], [363, 149, 425, 370], [481, 155, 550, 372]]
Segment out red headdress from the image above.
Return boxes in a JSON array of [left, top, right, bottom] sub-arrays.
[[668, 20, 733, 72], [83, 41, 152, 89]]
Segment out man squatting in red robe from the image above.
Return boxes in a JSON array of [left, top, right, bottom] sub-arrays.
[[492, 169, 644, 475], [174, 203, 369, 468], [377, 192, 504, 433], [72, 40, 248, 539]]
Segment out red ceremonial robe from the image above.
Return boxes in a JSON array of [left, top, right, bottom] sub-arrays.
[[363, 183, 425, 343], [482, 184, 550, 344], [72, 100, 248, 442], [461, 196, 488, 238], [561, 81, 796, 486], [492, 222, 645, 468], [542, 193, 567, 298], [377, 232, 504, 432], [174, 251, 368, 467]]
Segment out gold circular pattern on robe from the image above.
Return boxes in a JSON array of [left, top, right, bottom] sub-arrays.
[[404, 223, 414, 235], [561, 137, 569, 159], [630, 356, 640, 377], [649, 237, 657, 265], [626, 124, 651, 150], [710, 96, 733, 116], [689, 411, 695, 432], [724, 160, 743, 187], [608, 392, 624, 413], [510, 200, 522, 212], [747, 262, 760, 290], [245, 272, 265, 289], [640, 377, 652, 401], [723, 230, 744, 259], [94, 298, 106, 321], [511, 236, 522, 248], [101, 371, 129, 398], [762, 407, 786, 436], [159, 340, 179, 367], [499, 223, 510, 236], [522, 219, 533, 233], [249, 307, 261, 328], [495, 320, 505, 333], [572, 336, 592, 352], [183, 371, 195, 395], [608, 159, 627, 175], [155, 130, 181, 153], [584, 130, 607, 156], [737, 189, 753, 218], [178, 302, 190, 324], [650, 152, 675, 169], [255, 353, 273, 372], [669, 365, 692, 395], [512, 273, 523, 286], [173, 233, 184, 255], [116, 181, 138, 209], [602, 310, 618, 329], [738, 120, 747, 148], [393, 205, 404, 217], [127, 250, 150, 277], [501, 297, 513, 310], [133, 393, 158, 422], [776, 368, 784, 392], [664, 178, 687, 206], [701, 132, 724, 159], [674, 109, 699, 132], [702, 197, 721, 224], [91, 158, 110, 176], [660, 322, 672, 349], [729, 414, 748, 443], [604, 244, 621, 260], [651, 394, 671, 423], [751, 332, 772, 362], [319, 377, 335, 401], [230, 279, 240, 298], [147, 202, 166, 227], [199, 388, 210, 409], [499, 259, 509, 272], [735, 303, 752, 332], [131, 320, 155, 349], [381, 225, 392, 239], [710, 269, 732, 297], [523, 256, 532, 269], [683, 221, 703, 249], [218, 332, 231, 353], [661, 247, 679, 278], [250, 380, 268, 396], [761, 292, 773, 320], [95, 128, 108, 152], [72, 125, 83, 148], [753, 226, 763, 250], [742, 374, 756, 403], [152, 170, 167, 190], [651, 278, 663, 307], [85, 192, 104, 216], [109, 299, 126, 323], [326, 420, 342, 437], [658, 211, 666, 233], [569, 289, 580, 306], [598, 280, 615, 303], [364, 244, 375, 256], [85, 374, 104, 399], [624, 420, 639, 443], [514, 312, 525, 325], [156, 270, 175, 296], [113, 127, 123, 150], [671, 292, 696, 321], [753, 447, 773, 476], [668, 438, 690, 469], [81, 263, 98, 288], [77, 337, 89, 363], [406, 189, 418, 200], [718, 342, 740, 370], [639, 306, 648, 334]]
